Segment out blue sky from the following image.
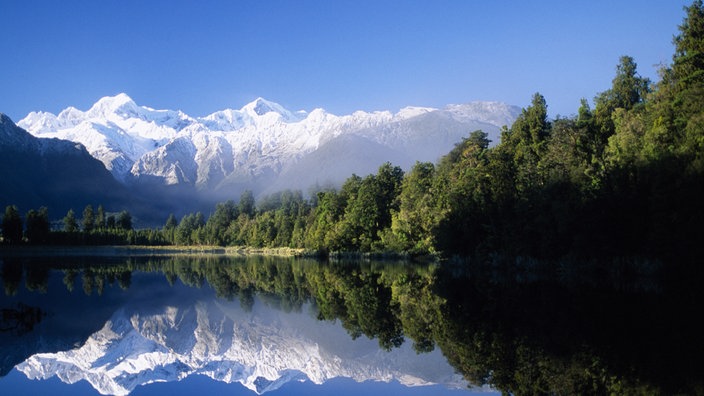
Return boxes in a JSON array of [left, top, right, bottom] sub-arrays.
[[0, 0, 692, 121]]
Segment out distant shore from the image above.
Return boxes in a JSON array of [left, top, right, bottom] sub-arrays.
[[0, 245, 305, 257]]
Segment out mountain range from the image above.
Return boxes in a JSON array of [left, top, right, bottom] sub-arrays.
[[12, 283, 468, 395], [3, 94, 519, 222]]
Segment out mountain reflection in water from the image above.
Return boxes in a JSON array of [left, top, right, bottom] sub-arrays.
[[0, 252, 702, 395]]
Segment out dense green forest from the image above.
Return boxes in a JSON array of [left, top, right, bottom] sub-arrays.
[[2, 2, 704, 263]]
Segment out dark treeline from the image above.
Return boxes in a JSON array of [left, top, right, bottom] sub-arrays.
[[2, 2, 704, 264], [0, 204, 168, 246], [3, 255, 700, 394]]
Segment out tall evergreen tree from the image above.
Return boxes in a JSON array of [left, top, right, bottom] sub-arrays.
[[82, 204, 95, 232], [164, 213, 177, 229], [389, 162, 438, 253], [600, 56, 650, 111], [2, 205, 23, 244], [239, 190, 255, 218], [503, 93, 551, 194], [591, 56, 651, 166], [116, 210, 132, 230], [163, 213, 178, 244], [373, 162, 404, 231], [25, 207, 50, 244], [305, 190, 345, 251], [468, 129, 491, 150], [175, 213, 197, 245], [63, 209, 78, 233], [106, 215, 116, 229], [651, 0, 704, 167], [96, 205, 106, 230], [673, 0, 704, 90]]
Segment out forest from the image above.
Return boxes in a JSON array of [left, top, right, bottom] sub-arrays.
[[2, 2, 704, 266]]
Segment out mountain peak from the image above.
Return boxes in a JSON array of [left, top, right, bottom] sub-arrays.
[[0, 113, 27, 142], [242, 97, 281, 116], [96, 93, 135, 107], [0, 112, 13, 125], [0, 113, 31, 147], [240, 97, 301, 122], [87, 93, 141, 118]]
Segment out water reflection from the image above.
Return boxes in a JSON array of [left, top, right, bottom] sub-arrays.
[[0, 252, 702, 395], [0, 254, 473, 395]]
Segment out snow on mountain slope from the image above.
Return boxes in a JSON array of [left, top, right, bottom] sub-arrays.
[[19, 94, 190, 182], [18, 94, 520, 192], [16, 297, 466, 395]]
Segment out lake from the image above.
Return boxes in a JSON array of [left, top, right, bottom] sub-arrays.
[[1, 249, 701, 395]]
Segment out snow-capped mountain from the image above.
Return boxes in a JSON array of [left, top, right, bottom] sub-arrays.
[[19, 94, 520, 193], [19, 94, 190, 182], [16, 296, 467, 395]]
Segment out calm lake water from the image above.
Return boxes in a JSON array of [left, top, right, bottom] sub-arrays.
[[0, 249, 701, 395]]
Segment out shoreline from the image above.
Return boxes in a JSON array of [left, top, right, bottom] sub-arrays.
[[0, 245, 306, 257]]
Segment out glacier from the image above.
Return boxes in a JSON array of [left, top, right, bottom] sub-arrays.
[[18, 94, 520, 194]]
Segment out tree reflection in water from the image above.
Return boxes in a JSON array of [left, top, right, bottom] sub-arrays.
[[1, 253, 701, 395]]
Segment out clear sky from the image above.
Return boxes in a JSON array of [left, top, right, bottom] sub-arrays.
[[0, 0, 692, 122]]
